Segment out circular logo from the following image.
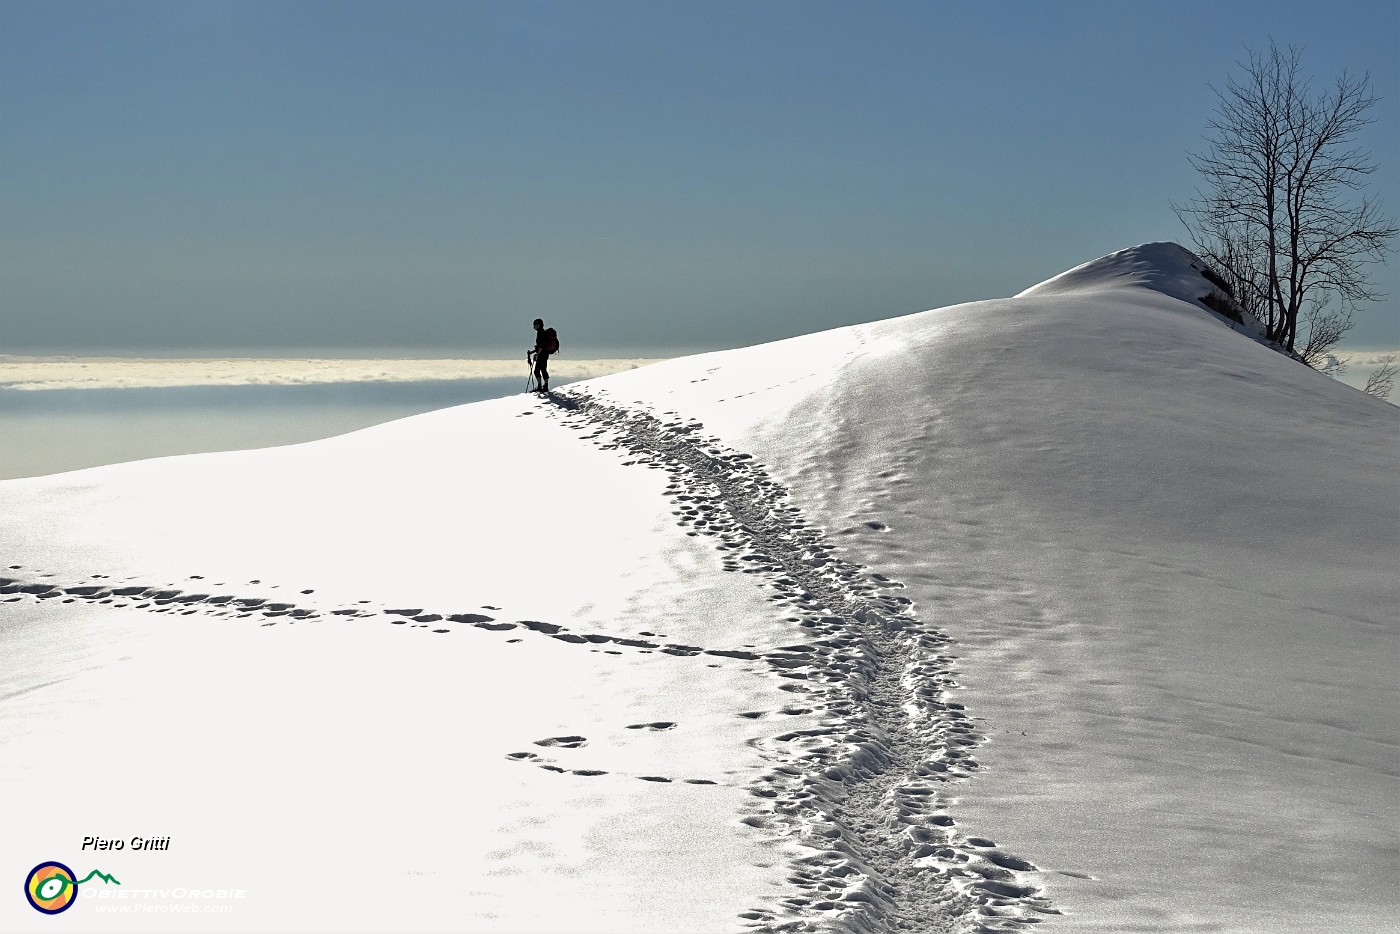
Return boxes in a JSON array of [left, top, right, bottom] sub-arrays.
[[25, 862, 78, 914]]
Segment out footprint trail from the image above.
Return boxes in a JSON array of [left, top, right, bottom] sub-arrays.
[[544, 389, 1054, 933]]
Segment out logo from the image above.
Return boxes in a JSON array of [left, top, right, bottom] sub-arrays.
[[24, 862, 121, 915]]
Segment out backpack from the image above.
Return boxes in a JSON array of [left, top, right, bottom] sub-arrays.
[[543, 327, 559, 355]]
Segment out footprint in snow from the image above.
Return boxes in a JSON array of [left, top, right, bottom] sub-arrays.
[[506, 751, 718, 786], [534, 735, 588, 749], [509, 719, 718, 785]]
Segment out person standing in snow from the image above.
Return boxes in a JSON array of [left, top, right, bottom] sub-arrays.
[[529, 318, 554, 393]]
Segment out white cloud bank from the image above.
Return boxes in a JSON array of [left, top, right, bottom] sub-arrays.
[[1340, 350, 1400, 366], [0, 356, 666, 391]]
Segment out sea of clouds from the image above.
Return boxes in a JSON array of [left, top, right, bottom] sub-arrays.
[[0, 356, 664, 391]]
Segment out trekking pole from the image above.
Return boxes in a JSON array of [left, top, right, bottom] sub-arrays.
[[525, 350, 535, 392]]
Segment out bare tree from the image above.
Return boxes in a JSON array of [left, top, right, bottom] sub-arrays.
[[1175, 41, 1396, 367]]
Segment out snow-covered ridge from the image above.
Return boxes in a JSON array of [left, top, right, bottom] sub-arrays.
[[1, 243, 1394, 933], [1019, 241, 1222, 304], [1019, 241, 1265, 336]]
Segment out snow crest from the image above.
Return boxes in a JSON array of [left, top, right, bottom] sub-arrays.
[[1018, 242, 1217, 302]]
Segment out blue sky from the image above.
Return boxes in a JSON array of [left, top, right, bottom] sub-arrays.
[[2, 0, 1396, 355]]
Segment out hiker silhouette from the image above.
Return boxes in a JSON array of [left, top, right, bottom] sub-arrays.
[[528, 319, 558, 393]]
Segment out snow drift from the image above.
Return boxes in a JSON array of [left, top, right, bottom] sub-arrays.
[[2, 244, 1395, 933]]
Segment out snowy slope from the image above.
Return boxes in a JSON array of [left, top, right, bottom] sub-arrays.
[[2, 244, 1396, 933]]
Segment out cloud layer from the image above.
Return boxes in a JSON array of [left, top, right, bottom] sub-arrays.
[[0, 356, 665, 392]]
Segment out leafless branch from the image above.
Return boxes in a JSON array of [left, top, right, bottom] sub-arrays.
[[1363, 354, 1397, 400]]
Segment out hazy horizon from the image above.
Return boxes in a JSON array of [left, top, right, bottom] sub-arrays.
[[2, 342, 1394, 402]]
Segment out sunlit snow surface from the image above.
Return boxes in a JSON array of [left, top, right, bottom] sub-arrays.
[[2, 244, 1396, 932]]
